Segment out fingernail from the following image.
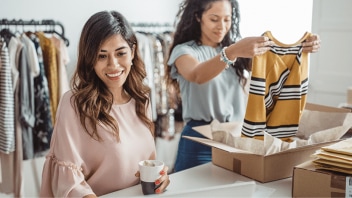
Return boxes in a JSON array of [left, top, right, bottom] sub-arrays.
[[155, 188, 161, 194], [160, 170, 165, 175], [155, 180, 160, 185]]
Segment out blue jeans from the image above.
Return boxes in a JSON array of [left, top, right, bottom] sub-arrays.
[[174, 120, 212, 172]]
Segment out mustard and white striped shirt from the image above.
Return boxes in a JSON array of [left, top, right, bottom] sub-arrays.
[[242, 31, 312, 139]]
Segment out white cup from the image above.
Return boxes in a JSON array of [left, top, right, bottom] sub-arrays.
[[138, 160, 164, 195]]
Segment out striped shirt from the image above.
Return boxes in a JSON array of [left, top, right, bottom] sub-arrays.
[[242, 31, 311, 138], [0, 39, 15, 153]]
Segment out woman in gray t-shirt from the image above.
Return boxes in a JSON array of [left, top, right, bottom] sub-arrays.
[[166, 0, 321, 172]]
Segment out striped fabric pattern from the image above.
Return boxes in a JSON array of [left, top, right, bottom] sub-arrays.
[[0, 39, 15, 153], [242, 31, 311, 139]]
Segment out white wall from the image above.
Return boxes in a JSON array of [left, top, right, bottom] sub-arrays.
[[1, 0, 312, 81], [239, 0, 313, 43], [0, 0, 183, 80]]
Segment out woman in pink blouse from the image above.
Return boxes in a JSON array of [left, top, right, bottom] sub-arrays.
[[40, 10, 170, 197]]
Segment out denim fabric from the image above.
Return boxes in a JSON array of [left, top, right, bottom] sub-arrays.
[[174, 120, 212, 172]]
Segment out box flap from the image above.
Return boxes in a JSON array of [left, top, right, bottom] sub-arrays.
[[305, 102, 351, 112], [183, 136, 253, 154], [192, 121, 243, 140], [192, 125, 213, 140]]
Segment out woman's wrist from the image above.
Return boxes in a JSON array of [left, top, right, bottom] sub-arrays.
[[220, 46, 237, 69]]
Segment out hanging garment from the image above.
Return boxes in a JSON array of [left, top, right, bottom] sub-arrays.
[[0, 35, 25, 197], [149, 34, 168, 115], [21, 34, 40, 78], [36, 32, 59, 124], [50, 35, 70, 98], [19, 35, 36, 160], [8, 36, 25, 197], [0, 38, 16, 194], [27, 32, 53, 156], [136, 32, 157, 121], [0, 39, 15, 154], [242, 31, 312, 139]]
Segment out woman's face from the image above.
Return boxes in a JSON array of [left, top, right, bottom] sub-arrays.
[[94, 34, 134, 94], [199, 0, 232, 47]]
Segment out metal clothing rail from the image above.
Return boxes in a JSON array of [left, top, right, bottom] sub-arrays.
[[130, 22, 173, 27], [130, 22, 174, 33], [0, 18, 69, 46]]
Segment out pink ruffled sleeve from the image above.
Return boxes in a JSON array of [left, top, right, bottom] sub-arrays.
[[39, 91, 94, 197], [40, 155, 94, 197]]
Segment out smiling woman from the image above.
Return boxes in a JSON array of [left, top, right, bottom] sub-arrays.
[[39, 10, 170, 197], [94, 34, 134, 103]]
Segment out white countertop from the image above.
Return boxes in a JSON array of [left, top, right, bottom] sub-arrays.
[[102, 162, 292, 197]]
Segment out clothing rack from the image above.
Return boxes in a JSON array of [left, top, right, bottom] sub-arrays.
[[0, 18, 69, 46], [131, 22, 174, 33], [130, 22, 173, 27], [131, 23, 177, 138]]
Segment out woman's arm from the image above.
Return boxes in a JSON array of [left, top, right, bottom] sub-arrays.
[[175, 36, 273, 84]]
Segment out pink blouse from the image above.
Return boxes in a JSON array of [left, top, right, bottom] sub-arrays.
[[40, 91, 156, 197]]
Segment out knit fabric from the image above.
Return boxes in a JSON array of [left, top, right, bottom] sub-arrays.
[[242, 31, 312, 139], [0, 40, 15, 153]]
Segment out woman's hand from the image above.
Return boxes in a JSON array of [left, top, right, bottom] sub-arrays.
[[302, 34, 321, 53], [227, 36, 274, 59], [154, 166, 170, 194], [134, 165, 170, 194]]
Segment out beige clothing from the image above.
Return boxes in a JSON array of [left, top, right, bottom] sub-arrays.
[[50, 35, 70, 99]]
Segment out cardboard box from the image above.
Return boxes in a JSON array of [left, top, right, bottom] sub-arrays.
[[184, 103, 351, 183], [292, 160, 352, 197]]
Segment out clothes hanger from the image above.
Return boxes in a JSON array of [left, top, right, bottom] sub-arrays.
[[0, 19, 70, 47], [0, 19, 15, 45], [42, 20, 69, 46]]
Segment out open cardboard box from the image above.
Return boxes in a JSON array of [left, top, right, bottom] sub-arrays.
[[292, 160, 351, 197], [184, 103, 352, 183]]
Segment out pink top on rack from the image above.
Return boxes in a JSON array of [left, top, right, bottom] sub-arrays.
[[40, 91, 156, 197]]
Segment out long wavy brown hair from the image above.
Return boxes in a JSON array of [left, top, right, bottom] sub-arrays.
[[71, 10, 154, 141], [166, 0, 252, 95]]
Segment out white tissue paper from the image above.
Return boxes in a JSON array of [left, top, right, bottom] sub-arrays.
[[208, 110, 352, 156]]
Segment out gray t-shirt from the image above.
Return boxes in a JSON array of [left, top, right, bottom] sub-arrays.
[[167, 40, 247, 123]]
